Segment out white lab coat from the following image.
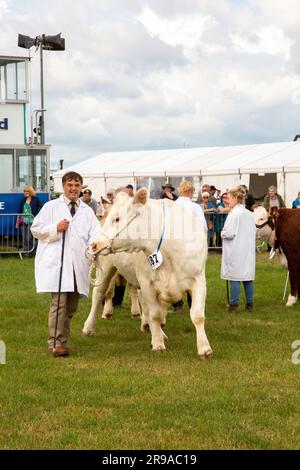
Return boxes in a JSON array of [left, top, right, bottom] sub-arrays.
[[175, 196, 208, 232], [221, 204, 256, 281], [31, 195, 100, 296]]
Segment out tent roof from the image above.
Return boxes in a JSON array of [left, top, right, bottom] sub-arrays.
[[53, 141, 300, 178]]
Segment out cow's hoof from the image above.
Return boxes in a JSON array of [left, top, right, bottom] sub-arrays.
[[286, 295, 297, 307], [101, 313, 113, 320], [152, 345, 166, 352], [82, 327, 94, 336], [141, 323, 150, 332], [198, 348, 213, 360], [131, 312, 141, 318]]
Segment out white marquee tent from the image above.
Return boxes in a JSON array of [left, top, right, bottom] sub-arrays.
[[53, 141, 300, 206]]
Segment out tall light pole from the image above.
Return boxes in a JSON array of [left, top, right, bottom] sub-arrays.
[[18, 33, 65, 144]]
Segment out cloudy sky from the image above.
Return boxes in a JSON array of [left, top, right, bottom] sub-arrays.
[[1, 0, 300, 167]]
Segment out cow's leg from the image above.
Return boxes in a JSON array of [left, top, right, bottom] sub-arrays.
[[101, 289, 114, 320], [128, 284, 141, 317], [102, 274, 118, 319], [138, 291, 167, 332], [138, 282, 167, 350], [148, 307, 168, 351], [145, 298, 167, 350], [190, 271, 212, 358], [159, 299, 168, 328], [286, 263, 299, 307], [138, 291, 150, 332], [82, 264, 117, 335]]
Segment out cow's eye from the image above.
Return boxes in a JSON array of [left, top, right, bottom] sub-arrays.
[[115, 217, 120, 223]]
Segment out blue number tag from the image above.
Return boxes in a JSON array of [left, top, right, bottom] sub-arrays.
[[147, 250, 163, 270]]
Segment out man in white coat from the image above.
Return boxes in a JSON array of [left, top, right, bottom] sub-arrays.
[[221, 186, 256, 312], [31, 171, 100, 357]]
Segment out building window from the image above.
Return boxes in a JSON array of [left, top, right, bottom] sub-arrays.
[[0, 58, 28, 102]]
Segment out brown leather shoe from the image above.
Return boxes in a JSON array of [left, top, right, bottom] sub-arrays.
[[63, 346, 76, 353], [245, 304, 253, 312], [227, 304, 239, 312], [51, 346, 69, 357]]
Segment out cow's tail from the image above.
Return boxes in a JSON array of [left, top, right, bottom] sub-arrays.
[[278, 248, 288, 269]]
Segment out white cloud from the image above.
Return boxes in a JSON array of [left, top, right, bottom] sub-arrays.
[[0, 0, 300, 167], [138, 6, 226, 60], [0, 0, 8, 19], [231, 25, 295, 61]]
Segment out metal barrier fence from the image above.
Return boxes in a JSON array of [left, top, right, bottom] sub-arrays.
[[0, 213, 35, 258], [204, 212, 228, 250], [1, 212, 228, 256]]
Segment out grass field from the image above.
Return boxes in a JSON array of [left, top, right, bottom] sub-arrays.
[[0, 252, 300, 450]]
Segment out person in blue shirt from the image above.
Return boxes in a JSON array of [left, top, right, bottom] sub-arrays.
[[292, 192, 300, 209]]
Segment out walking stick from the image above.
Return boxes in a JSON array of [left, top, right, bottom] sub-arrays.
[[226, 280, 230, 306], [282, 271, 289, 301], [53, 231, 66, 351]]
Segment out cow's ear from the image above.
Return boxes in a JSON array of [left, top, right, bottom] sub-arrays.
[[133, 187, 148, 206]]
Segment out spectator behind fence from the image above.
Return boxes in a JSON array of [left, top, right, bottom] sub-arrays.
[[263, 185, 285, 211], [221, 186, 256, 312], [292, 192, 300, 208], [125, 184, 134, 197], [80, 188, 97, 214], [105, 188, 115, 204], [215, 193, 231, 247], [160, 183, 178, 201], [16, 185, 42, 257], [200, 191, 217, 247], [197, 184, 217, 205]]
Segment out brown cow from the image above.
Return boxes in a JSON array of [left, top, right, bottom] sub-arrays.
[[272, 208, 300, 306]]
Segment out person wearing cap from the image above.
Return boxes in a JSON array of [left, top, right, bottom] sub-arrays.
[[80, 188, 98, 214], [161, 183, 178, 201]]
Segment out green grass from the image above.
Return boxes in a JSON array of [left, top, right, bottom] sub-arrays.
[[0, 252, 300, 450]]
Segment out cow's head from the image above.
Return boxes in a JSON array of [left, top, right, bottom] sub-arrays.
[[253, 206, 274, 243], [93, 187, 149, 256]]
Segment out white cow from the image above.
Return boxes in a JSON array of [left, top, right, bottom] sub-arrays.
[[87, 188, 212, 358], [253, 206, 275, 246]]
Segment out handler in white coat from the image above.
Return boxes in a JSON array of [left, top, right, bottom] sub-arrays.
[[221, 186, 256, 312], [31, 171, 100, 357], [174, 180, 207, 309], [175, 180, 207, 233]]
